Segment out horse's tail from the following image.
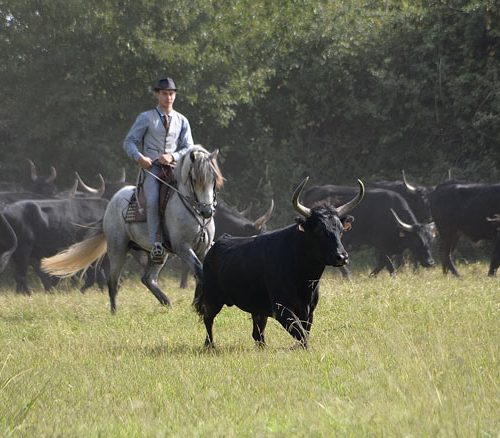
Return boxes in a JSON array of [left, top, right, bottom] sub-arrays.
[[41, 233, 107, 278], [192, 279, 205, 317]]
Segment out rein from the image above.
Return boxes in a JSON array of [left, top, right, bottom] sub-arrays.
[[143, 162, 217, 245]]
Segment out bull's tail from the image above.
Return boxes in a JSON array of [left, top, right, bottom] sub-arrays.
[[192, 279, 205, 317], [41, 234, 107, 278]]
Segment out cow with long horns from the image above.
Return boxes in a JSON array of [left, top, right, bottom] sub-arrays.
[[193, 177, 364, 348], [302, 185, 435, 276]]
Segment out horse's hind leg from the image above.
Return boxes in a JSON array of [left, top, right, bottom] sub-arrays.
[[141, 258, 172, 308], [107, 242, 128, 313]]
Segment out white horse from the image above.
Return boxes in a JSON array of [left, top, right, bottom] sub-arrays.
[[42, 145, 224, 312]]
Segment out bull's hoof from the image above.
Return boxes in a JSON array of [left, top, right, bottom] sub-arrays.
[[204, 339, 215, 349]]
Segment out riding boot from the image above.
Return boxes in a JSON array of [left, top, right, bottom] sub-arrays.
[[150, 226, 166, 264]]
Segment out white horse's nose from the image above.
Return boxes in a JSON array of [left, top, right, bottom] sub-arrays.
[[199, 204, 214, 219]]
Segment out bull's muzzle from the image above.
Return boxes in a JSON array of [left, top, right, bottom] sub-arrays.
[[334, 252, 349, 267]]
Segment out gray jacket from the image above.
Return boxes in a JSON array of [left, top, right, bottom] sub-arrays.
[[123, 107, 194, 162]]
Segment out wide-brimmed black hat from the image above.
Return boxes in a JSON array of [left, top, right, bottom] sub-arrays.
[[154, 77, 177, 91]]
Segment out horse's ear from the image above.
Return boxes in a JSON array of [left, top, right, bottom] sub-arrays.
[[210, 149, 219, 161], [190, 150, 196, 162]]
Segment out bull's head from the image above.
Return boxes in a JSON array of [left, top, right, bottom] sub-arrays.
[[390, 208, 435, 268], [293, 177, 364, 267], [26, 159, 58, 195]]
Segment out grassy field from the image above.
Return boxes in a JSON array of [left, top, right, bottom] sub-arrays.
[[0, 263, 498, 437]]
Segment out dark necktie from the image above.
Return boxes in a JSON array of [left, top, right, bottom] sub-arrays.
[[163, 115, 169, 131]]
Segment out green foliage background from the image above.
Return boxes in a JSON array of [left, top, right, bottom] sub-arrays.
[[1, 0, 499, 225]]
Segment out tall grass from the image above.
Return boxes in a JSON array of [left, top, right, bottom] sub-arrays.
[[0, 263, 498, 436]]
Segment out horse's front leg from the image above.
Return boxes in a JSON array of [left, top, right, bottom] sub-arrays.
[[141, 256, 172, 308], [176, 246, 203, 282]]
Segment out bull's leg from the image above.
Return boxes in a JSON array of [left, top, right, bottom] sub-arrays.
[[33, 262, 59, 291], [385, 256, 396, 275], [439, 232, 460, 276], [141, 257, 172, 308], [488, 238, 500, 277], [274, 304, 308, 348], [251, 314, 268, 347], [304, 290, 319, 336], [12, 255, 31, 295], [370, 253, 393, 277], [203, 303, 223, 348], [393, 253, 405, 270], [81, 257, 108, 293], [80, 266, 98, 293]]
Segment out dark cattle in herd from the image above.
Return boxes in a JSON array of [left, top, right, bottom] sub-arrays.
[[0, 197, 109, 293], [302, 185, 435, 276], [193, 178, 364, 348], [25, 159, 58, 196], [429, 182, 500, 276], [370, 171, 433, 223], [214, 199, 274, 237], [0, 160, 62, 208]]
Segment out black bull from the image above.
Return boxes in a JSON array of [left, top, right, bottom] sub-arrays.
[[0, 197, 109, 293], [301, 185, 435, 276], [193, 178, 364, 348], [429, 182, 500, 276]]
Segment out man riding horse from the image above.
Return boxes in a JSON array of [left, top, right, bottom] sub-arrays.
[[123, 77, 195, 263]]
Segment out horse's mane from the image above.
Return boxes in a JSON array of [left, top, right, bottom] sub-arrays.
[[175, 145, 224, 189]]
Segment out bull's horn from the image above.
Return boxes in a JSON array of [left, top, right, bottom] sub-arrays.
[[238, 203, 252, 217], [95, 174, 106, 197], [75, 172, 105, 197], [45, 166, 57, 183], [26, 159, 37, 181], [402, 170, 417, 193], [336, 179, 365, 217], [118, 167, 126, 183], [292, 177, 311, 218], [68, 179, 79, 198], [254, 199, 275, 230], [390, 208, 414, 232], [486, 214, 500, 223]]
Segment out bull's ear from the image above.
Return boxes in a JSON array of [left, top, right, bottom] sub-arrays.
[[342, 215, 354, 232], [298, 223, 305, 232], [399, 231, 406, 237]]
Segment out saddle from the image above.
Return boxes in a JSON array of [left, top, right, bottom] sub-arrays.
[[125, 164, 176, 223]]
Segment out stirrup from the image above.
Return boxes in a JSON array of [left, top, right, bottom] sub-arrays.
[[150, 242, 166, 264]]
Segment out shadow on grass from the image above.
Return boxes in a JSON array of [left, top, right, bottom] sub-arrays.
[[134, 341, 309, 357]]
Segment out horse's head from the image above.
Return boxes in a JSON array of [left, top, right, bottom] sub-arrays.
[[175, 145, 224, 219]]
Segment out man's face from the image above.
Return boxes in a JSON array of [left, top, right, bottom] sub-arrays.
[[156, 89, 176, 108]]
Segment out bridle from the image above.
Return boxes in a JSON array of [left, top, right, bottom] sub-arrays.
[[144, 159, 218, 245], [185, 166, 218, 217]]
